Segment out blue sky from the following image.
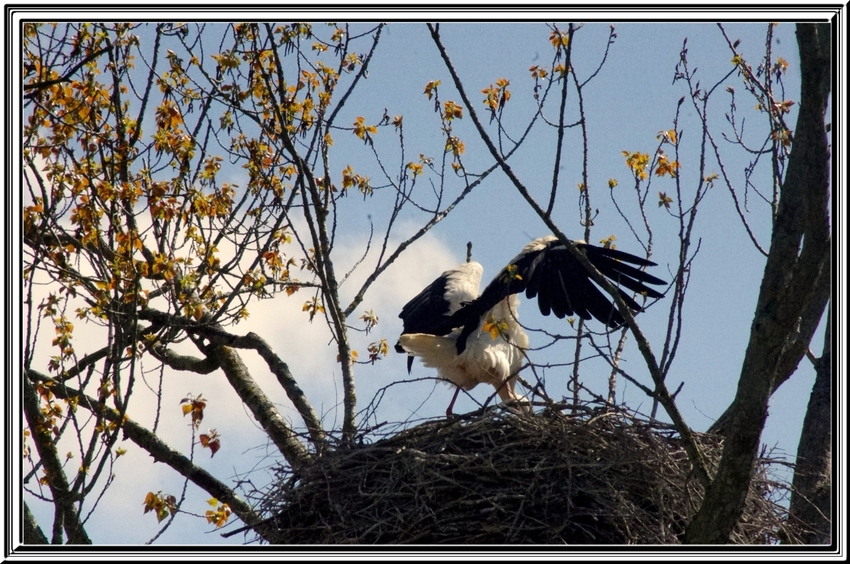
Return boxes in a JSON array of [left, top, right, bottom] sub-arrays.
[[19, 18, 830, 546]]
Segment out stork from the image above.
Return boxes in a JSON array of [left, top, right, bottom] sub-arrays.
[[395, 235, 666, 416]]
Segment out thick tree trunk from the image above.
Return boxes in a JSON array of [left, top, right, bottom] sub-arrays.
[[685, 22, 831, 544], [787, 306, 832, 544]]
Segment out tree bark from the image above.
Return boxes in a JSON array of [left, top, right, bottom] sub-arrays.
[[24, 502, 48, 544], [22, 374, 91, 544], [210, 345, 313, 471], [787, 305, 832, 544], [685, 22, 831, 544]]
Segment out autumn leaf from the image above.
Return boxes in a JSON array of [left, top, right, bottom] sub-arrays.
[[599, 235, 617, 249], [772, 100, 795, 114], [155, 100, 183, 130], [360, 309, 379, 333], [302, 296, 325, 321], [482, 316, 509, 340], [443, 100, 463, 121], [423, 80, 441, 100], [656, 129, 677, 144], [550, 30, 569, 49], [499, 264, 522, 284], [199, 429, 221, 457], [367, 339, 390, 364], [445, 136, 465, 157], [406, 162, 423, 177], [343, 53, 361, 72], [352, 116, 377, 141], [658, 192, 674, 209], [482, 85, 498, 111], [143, 491, 177, 523], [205, 503, 231, 528], [623, 150, 650, 181], [529, 65, 548, 79], [481, 79, 510, 114], [655, 154, 680, 178], [179, 394, 207, 429], [771, 128, 792, 147], [340, 165, 372, 196]]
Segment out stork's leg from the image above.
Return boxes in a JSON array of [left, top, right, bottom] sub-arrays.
[[495, 378, 519, 403], [446, 386, 462, 418], [496, 377, 531, 413]]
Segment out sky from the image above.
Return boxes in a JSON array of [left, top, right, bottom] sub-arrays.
[[14, 13, 837, 548]]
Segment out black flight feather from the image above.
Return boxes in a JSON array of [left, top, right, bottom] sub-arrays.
[[450, 239, 666, 354]]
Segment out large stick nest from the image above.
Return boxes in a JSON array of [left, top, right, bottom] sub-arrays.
[[250, 405, 797, 544]]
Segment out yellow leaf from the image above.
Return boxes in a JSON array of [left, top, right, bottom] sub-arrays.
[[550, 30, 569, 49], [424, 80, 441, 100], [656, 129, 677, 144], [406, 162, 423, 176], [352, 116, 377, 140], [443, 100, 463, 120]]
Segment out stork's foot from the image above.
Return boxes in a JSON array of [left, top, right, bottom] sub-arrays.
[[503, 396, 533, 415]]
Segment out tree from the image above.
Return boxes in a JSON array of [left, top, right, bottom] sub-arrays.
[[686, 22, 832, 544], [19, 19, 831, 546]]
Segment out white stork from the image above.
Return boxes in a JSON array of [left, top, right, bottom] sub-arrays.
[[395, 235, 666, 416]]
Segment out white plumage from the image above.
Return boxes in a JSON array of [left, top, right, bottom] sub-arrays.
[[396, 235, 666, 416], [398, 291, 529, 415]]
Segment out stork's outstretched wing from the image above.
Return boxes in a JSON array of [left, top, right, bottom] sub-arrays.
[[450, 236, 666, 354]]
